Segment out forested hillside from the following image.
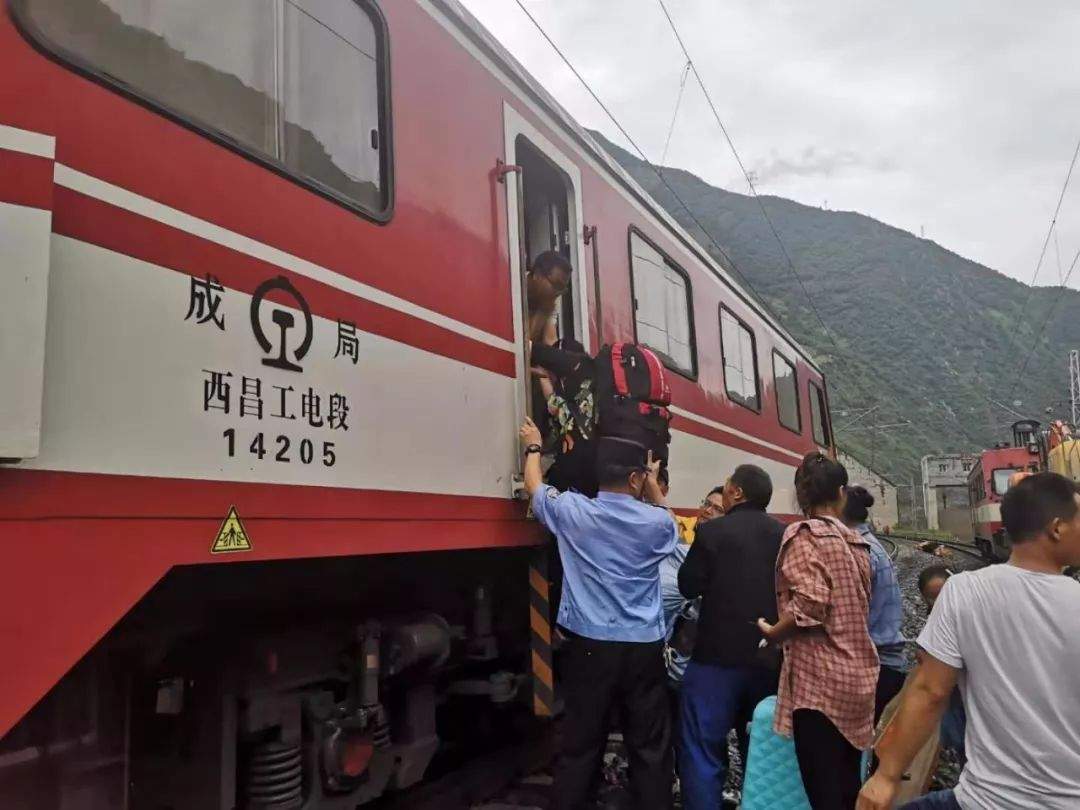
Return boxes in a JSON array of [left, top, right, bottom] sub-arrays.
[[592, 131, 1080, 492]]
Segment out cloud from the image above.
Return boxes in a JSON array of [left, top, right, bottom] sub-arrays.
[[749, 147, 896, 186], [458, 0, 1080, 287]]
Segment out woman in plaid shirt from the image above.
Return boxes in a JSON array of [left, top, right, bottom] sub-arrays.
[[758, 453, 878, 809]]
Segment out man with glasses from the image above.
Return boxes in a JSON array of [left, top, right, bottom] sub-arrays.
[[674, 486, 725, 543]]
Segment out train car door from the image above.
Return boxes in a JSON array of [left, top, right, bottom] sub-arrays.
[[501, 104, 589, 489]]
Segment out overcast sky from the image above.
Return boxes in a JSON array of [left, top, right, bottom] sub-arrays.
[[459, 0, 1080, 288]]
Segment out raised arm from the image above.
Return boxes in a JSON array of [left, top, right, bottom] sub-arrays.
[[519, 417, 544, 496], [857, 655, 959, 809]]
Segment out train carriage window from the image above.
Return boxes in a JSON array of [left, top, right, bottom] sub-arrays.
[[629, 230, 696, 376], [992, 468, 1015, 495], [772, 351, 801, 433], [809, 380, 830, 446], [719, 306, 759, 411], [17, 0, 390, 216]]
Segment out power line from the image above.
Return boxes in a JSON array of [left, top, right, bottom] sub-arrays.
[[660, 61, 691, 168], [1008, 245, 1080, 403], [510, 1, 761, 301], [1016, 134, 1080, 301], [654, 0, 841, 355]]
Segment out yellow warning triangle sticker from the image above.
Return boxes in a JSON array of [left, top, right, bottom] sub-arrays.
[[211, 506, 252, 553]]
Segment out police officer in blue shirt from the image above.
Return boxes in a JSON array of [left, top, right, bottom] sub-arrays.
[[519, 417, 679, 810]]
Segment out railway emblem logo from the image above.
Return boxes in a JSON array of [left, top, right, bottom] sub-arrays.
[[250, 276, 313, 373]]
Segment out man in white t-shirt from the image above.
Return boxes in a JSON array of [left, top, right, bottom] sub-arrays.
[[858, 471, 1080, 810]]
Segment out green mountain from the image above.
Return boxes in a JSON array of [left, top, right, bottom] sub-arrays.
[[591, 131, 1080, 499]]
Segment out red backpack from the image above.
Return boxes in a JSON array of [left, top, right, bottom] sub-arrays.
[[593, 343, 673, 464]]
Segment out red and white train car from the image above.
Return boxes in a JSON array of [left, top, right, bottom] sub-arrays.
[[0, 0, 833, 806], [968, 421, 1043, 560]]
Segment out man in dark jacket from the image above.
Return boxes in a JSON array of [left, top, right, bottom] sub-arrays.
[[676, 464, 784, 810]]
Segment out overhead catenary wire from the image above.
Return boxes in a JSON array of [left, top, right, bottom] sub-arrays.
[[1007, 245, 1080, 404], [654, 0, 842, 355], [659, 61, 691, 169], [510, 0, 767, 308], [509, 0, 875, 407]]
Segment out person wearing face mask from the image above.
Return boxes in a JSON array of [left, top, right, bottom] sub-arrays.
[[519, 420, 679, 810]]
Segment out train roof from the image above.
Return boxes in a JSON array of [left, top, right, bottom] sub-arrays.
[[429, 0, 824, 375]]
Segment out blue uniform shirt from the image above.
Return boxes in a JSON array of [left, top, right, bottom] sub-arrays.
[[531, 484, 678, 642], [660, 541, 697, 682], [859, 524, 906, 669]]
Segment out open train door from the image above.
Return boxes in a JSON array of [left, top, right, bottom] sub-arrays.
[[500, 103, 590, 496]]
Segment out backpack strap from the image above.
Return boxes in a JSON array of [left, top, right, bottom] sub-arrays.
[[638, 346, 670, 403], [610, 342, 630, 398]]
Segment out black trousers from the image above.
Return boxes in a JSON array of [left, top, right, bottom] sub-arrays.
[[554, 633, 672, 810], [792, 709, 862, 810], [874, 666, 907, 726]]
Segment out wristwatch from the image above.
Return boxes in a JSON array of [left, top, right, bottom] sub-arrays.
[[524, 444, 542, 456]]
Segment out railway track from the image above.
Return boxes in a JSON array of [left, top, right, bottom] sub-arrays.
[[882, 533, 987, 564]]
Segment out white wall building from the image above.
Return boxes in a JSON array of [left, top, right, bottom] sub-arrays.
[[920, 453, 977, 538]]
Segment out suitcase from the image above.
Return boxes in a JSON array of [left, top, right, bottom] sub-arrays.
[[740, 695, 811, 810]]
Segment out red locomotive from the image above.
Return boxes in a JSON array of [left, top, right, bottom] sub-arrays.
[[0, 1, 832, 806], [968, 420, 1044, 560]]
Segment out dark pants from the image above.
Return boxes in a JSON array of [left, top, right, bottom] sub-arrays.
[[554, 634, 672, 810], [899, 789, 962, 809], [678, 662, 778, 810], [874, 665, 907, 725], [792, 709, 862, 810]]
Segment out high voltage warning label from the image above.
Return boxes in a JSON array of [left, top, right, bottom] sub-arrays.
[[211, 506, 252, 553]]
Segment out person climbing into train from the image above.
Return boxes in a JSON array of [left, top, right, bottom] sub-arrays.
[[676, 464, 783, 810], [530, 337, 597, 496], [842, 485, 906, 725], [519, 418, 678, 810], [757, 452, 878, 810], [858, 472, 1080, 810], [526, 249, 573, 345]]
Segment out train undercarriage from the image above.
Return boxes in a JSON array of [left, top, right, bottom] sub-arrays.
[[0, 548, 539, 810]]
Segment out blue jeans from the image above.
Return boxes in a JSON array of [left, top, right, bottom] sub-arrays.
[[900, 789, 962, 809], [940, 689, 966, 755], [678, 661, 777, 810]]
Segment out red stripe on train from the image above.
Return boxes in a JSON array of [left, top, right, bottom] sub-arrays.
[[0, 149, 52, 210], [51, 186, 517, 378]]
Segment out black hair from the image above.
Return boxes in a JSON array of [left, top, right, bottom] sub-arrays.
[[1001, 472, 1080, 544], [657, 467, 670, 488], [532, 250, 573, 278], [794, 452, 848, 512], [842, 485, 875, 524], [707, 486, 724, 498], [730, 464, 773, 509], [917, 564, 951, 595], [595, 437, 647, 489]]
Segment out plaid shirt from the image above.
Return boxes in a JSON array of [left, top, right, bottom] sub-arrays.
[[773, 516, 879, 749]]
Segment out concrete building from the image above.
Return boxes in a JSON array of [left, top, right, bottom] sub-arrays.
[[837, 450, 899, 531], [921, 453, 977, 540]]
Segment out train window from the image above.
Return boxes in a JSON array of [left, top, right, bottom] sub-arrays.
[[772, 351, 801, 433], [16, 0, 390, 216], [719, 306, 759, 411], [992, 468, 1015, 495], [809, 381, 829, 446], [629, 229, 696, 377]]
